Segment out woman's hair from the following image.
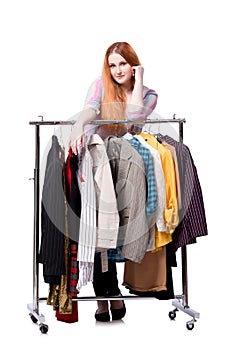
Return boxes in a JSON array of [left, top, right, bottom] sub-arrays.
[[102, 42, 141, 104], [101, 42, 141, 124]]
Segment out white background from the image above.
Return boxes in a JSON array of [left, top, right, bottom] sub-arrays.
[[0, 0, 233, 348]]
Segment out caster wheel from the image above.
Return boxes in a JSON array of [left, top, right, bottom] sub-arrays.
[[29, 313, 38, 324], [39, 323, 49, 334], [168, 310, 177, 320], [186, 321, 194, 330]]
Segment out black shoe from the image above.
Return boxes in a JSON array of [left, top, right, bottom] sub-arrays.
[[95, 311, 110, 322], [110, 301, 126, 320]]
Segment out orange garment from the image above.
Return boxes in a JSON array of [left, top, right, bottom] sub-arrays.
[[123, 247, 167, 292], [162, 140, 182, 210]]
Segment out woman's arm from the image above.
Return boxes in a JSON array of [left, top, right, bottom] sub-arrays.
[[69, 77, 102, 154], [69, 108, 97, 154], [127, 66, 158, 121]]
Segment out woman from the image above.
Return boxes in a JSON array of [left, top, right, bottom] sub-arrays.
[[70, 42, 158, 321]]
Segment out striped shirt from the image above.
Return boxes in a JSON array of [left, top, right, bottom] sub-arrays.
[[77, 147, 96, 289], [162, 135, 208, 251]]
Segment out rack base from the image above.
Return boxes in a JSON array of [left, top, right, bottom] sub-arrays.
[[27, 303, 49, 334], [169, 295, 200, 330], [27, 294, 200, 332]]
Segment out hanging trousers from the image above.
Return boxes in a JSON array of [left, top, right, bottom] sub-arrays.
[[92, 252, 121, 296]]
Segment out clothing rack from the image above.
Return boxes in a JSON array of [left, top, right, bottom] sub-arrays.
[[28, 116, 199, 333]]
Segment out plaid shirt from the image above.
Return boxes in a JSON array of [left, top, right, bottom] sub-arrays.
[[107, 246, 126, 262], [129, 137, 158, 215]]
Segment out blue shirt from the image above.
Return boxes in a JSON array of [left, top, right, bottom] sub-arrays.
[[129, 137, 157, 215]]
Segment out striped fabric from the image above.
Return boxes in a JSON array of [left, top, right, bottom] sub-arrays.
[[77, 147, 96, 289], [162, 135, 208, 251]]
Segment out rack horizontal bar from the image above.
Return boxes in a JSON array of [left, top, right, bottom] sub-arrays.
[[39, 295, 157, 302], [29, 118, 186, 126]]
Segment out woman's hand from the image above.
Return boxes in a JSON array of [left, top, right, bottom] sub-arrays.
[[69, 134, 85, 155], [127, 65, 144, 120], [69, 122, 85, 155], [68, 108, 97, 154], [132, 65, 144, 82]]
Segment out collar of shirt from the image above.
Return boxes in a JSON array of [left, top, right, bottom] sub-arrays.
[[88, 133, 104, 146]]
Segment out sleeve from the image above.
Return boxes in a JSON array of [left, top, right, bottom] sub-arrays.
[[127, 88, 158, 123], [83, 76, 103, 116], [143, 89, 158, 118], [161, 147, 179, 234]]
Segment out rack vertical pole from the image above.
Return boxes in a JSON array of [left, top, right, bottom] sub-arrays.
[[32, 124, 40, 312], [28, 121, 46, 329], [179, 122, 188, 307], [179, 121, 189, 307], [181, 246, 188, 306]]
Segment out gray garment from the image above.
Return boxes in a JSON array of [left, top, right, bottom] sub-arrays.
[[104, 136, 150, 263], [39, 135, 66, 282]]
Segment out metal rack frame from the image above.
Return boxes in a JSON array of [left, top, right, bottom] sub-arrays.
[[27, 116, 199, 333]]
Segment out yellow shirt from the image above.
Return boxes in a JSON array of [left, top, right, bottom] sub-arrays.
[[138, 133, 179, 249], [162, 140, 182, 210]]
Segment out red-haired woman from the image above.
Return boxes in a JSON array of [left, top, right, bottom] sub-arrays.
[[70, 42, 158, 321]]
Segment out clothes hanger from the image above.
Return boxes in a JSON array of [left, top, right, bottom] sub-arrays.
[[155, 113, 176, 143], [141, 125, 154, 135], [156, 132, 163, 143], [142, 121, 163, 143], [152, 118, 164, 143], [155, 121, 163, 143]]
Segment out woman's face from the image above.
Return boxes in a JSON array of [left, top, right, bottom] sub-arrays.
[[108, 53, 133, 87]]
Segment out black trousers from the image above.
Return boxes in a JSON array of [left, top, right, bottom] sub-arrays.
[[92, 252, 121, 296]]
